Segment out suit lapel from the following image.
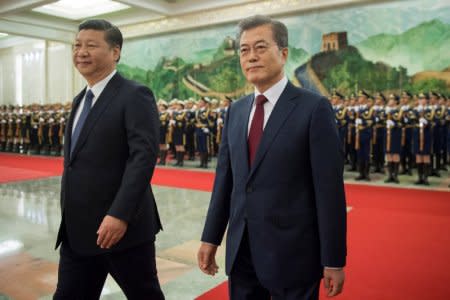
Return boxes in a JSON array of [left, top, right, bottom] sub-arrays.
[[69, 73, 123, 162], [64, 90, 85, 163], [247, 82, 299, 181]]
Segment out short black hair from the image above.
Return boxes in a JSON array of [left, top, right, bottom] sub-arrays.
[[237, 15, 288, 49], [78, 19, 122, 61]]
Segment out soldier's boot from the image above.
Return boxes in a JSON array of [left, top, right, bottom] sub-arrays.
[[179, 152, 184, 167], [393, 162, 400, 184], [422, 163, 430, 186], [355, 162, 365, 181], [203, 153, 209, 169], [400, 156, 408, 175], [441, 153, 448, 171], [197, 152, 204, 168], [348, 154, 357, 172], [364, 162, 371, 181], [189, 149, 196, 161], [407, 156, 413, 175], [384, 162, 394, 183], [430, 155, 440, 177], [414, 164, 423, 185], [173, 151, 180, 166], [159, 150, 167, 165]]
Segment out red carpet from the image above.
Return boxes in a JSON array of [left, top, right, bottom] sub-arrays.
[[0, 153, 63, 183], [1, 154, 450, 299], [0, 153, 215, 189]]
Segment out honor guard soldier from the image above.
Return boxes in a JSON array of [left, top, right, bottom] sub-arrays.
[[217, 97, 232, 148], [195, 97, 211, 168], [6, 110, 16, 152], [30, 107, 40, 154], [384, 94, 402, 183], [0, 108, 6, 151], [355, 90, 374, 181], [209, 99, 220, 158], [372, 92, 386, 173], [435, 93, 447, 171], [20, 106, 32, 154], [412, 93, 433, 185], [158, 100, 170, 165], [171, 100, 187, 167], [185, 98, 197, 161], [446, 95, 450, 174], [441, 94, 449, 170], [332, 91, 347, 152], [346, 94, 358, 171], [429, 91, 442, 177], [48, 107, 61, 156], [400, 91, 414, 175]]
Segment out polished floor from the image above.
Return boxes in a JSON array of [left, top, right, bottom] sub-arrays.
[[0, 158, 448, 299]]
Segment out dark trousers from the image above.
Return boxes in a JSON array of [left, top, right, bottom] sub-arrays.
[[229, 229, 320, 300], [54, 241, 165, 300]]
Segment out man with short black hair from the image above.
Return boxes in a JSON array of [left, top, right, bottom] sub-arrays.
[[198, 15, 346, 300], [54, 19, 164, 299]]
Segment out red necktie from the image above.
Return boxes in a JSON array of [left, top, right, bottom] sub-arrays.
[[248, 95, 267, 166]]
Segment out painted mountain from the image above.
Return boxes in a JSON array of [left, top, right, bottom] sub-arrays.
[[356, 19, 450, 75]]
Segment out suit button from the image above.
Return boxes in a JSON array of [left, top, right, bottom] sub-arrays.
[[246, 187, 253, 193]]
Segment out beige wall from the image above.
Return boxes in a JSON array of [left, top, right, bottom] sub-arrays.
[[0, 40, 84, 106]]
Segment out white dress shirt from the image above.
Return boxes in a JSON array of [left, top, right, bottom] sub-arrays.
[[72, 70, 117, 134], [247, 76, 288, 135]]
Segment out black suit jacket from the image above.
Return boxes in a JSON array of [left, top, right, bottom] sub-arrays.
[[201, 82, 347, 289], [56, 72, 162, 256]]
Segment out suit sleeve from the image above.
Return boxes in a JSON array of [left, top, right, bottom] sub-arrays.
[[108, 85, 159, 222], [201, 104, 233, 246], [309, 97, 347, 268]]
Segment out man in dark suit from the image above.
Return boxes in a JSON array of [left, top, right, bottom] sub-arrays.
[[53, 19, 164, 299], [198, 15, 347, 300]]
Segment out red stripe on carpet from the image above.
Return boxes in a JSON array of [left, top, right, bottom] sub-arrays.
[[0, 154, 63, 183], [196, 185, 450, 300], [0, 153, 215, 188]]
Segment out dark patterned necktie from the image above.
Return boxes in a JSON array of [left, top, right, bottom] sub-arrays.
[[248, 94, 267, 166], [71, 90, 94, 155]]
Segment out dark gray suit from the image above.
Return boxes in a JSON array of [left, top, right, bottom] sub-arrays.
[[201, 82, 347, 295], [54, 72, 164, 299]]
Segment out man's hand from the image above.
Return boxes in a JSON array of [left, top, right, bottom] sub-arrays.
[[96, 215, 128, 249], [197, 242, 219, 276], [323, 268, 345, 297]]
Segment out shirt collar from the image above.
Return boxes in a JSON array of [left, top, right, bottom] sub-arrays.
[[254, 76, 288, 106], [87, 69, 117, 99]]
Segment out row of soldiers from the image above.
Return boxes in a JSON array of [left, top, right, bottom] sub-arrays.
[[158, 96, 232, 168], [0, 103, 71, 156], [332, 90, 449, 185]]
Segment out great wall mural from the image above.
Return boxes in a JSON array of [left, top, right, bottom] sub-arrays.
[[118, 0, 450, 99]]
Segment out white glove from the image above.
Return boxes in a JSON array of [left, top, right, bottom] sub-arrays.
[[60, 118, 65, 123], [169, 120, 175, 126], [355, 118, 362, 125], [419, 118, 427, 125], [202, 128, 210, 134], [217, 118, 223, 125], [386, 120, 395, 128]]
